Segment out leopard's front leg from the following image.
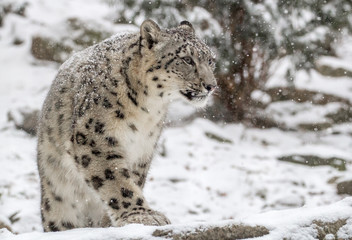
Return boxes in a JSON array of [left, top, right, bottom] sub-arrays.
[[76, 145, 170, 227], [110, 161, 170, 226]]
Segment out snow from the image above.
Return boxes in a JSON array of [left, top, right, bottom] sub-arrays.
[[251, 90, 272, 105], [186, 6, 223, 37], [1, 0, 352, 239], [295, 70, 352, 102], [317, 56, 352, 72], [2, 198, 352, 240], [266, 56, 295, 88], [335, 36, 352, 61], [266, 101, 342, 128], [247, 197, 352, 240], [0, 224, 157, 240]]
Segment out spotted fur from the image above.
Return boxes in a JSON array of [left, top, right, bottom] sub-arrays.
[[37, 19, 216, 231]]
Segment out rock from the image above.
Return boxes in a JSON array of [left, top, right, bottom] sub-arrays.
[[266, 87, 350, 105], [8, 109, 40, 136], [337, 181, 352, 195], [313, 219, 347, 239], [325, 106, 352, 124], [152, 224, 270, 240], [327, 176, 340, 184], [278, 155, 346, 171], [316, 62, 352, 78], [13, 38, 24, 45], [249, 115, 281, 129], [298, 122, 332, 131], [205, 132, 233, 144], [31, 36, 72, 63], [67, 18, 111, 48], [31, 18, 112, 63]]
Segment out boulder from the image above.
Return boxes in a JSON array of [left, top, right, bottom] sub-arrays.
[[31, 18, 112, 63], [152, 224, 269, 240], [278, 155, 346, 171], [337, 181, 352, 195], [7, 109, 40, 136], [31, 36, 72, 63]]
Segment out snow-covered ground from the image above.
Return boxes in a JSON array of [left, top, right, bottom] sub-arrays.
[[1, 0, 352, 239]]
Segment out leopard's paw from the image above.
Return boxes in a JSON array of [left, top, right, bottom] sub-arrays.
[[116, 208, 170, 227]]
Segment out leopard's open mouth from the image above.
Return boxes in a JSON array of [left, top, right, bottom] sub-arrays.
[[180, 90, 207, 101]]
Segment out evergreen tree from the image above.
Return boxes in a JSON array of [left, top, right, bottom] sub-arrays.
[[108, 0, 352, 123]]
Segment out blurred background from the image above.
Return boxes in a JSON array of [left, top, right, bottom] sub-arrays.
[[0, 0, 351, 234]]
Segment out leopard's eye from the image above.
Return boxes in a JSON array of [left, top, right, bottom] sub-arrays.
[[182, 56, 194, 65]]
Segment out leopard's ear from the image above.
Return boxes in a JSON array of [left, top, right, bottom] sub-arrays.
[[178, 20, 195, 34], [140, 19, 161, 49]]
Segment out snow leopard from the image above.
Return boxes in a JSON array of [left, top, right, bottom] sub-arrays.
[[37, 19, 216, 231]]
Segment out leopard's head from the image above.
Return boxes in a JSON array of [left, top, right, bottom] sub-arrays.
[[140, 19, 217, 107]]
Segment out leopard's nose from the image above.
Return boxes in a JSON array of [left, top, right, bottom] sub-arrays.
[[202, 82, 217, 92]]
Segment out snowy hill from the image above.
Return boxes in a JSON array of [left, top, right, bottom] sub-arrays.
[[2, 198, 352, 239], [0, 0, 352, 239]]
